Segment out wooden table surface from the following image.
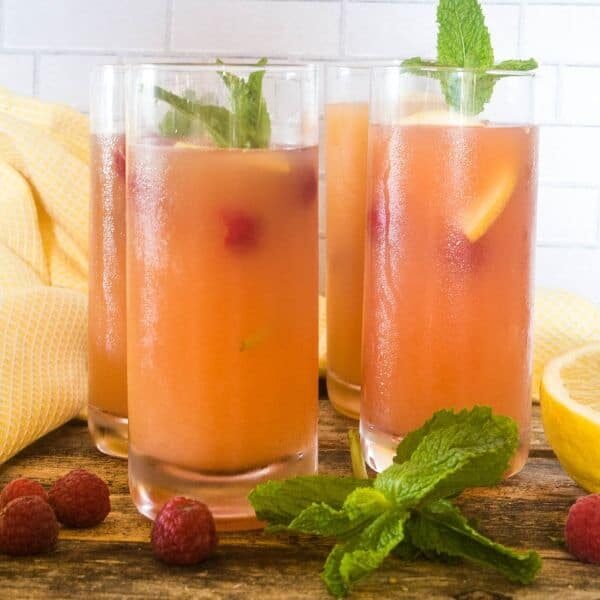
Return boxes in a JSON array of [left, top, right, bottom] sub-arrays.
[[1, 396, 598, 599]]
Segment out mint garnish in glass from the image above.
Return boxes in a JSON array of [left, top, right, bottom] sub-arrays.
[[155, 58, 271, 148], [403, 0, 538, 114]]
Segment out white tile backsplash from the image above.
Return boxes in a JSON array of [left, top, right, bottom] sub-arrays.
[[345, 2, 436, 58], [38, 54, 118, 112], [0, 0, 598, 301], [520, 5, 570, 65], [536, 246, 600, 304], [560, 66, 600, 126], [0, 54, 34, 95], [171, 1, 341, 57], [537, 186, 600, 246], [538, 126, 600, 186], [4, 0, 168, 51]]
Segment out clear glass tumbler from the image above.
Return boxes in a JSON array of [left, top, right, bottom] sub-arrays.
[[126, 62, 319, 530], [324, 63, 371, 420], [361, 65, 538, 474], [88, 64, 128, 458], [324, 61, 399, 420]]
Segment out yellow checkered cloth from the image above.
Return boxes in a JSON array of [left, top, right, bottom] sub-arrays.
[[0, 88, 88, 464]]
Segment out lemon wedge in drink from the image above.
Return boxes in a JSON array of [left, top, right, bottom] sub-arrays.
[[461, 161, 519, 242], [540, 343, 600, 492]]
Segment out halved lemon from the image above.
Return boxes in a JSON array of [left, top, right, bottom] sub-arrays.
[[540, 343, 600, 492]]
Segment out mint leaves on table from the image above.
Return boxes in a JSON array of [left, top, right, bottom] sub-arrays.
[[403, 0, 538, 114], [249, 407, 542, 597], [155, 58, 271, 149]]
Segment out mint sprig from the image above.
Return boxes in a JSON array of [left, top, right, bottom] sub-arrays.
[[154, 59, 271, 148], [403, 0, 537, 114], [249, 407, 542, 597]]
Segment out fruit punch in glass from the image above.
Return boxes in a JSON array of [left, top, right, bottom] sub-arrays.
[[325, 64, 370, 419], [126, 63, 319, 530], [88, 65, 128, 459], [361, 66, 538, 474]]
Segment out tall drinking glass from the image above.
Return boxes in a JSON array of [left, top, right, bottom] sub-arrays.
[[88, 65, 128, 458], [324, 64, 371, 420], [126, 62, 319, 529], [361, 66, 538, 474]]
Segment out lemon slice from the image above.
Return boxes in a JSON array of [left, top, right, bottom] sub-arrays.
[[461, 162, 519, 242], [319, 294, 327, 376], [540, 343, 600, 492]]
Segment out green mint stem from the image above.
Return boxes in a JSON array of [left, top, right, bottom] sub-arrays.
[[348, 430, 368, 480]]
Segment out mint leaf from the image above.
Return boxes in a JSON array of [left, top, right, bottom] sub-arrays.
[[407, 500, 542, 584], [154, 59, 271, 148], [288, 503, 363, 538], [322, 510, 410, 597], [154, 86, 232, 147], [249, 476, 372, 526], [437, 0, 493, 68], [377, 407, 518, 505], [249, 408, 540, 597], [322, 545, 347, 597], [402, 1, 537, 115], [217, 57, 271, 148], [343, 488, 390, 521], [282, 488, 390, 539], [495, 58, 538, 71]]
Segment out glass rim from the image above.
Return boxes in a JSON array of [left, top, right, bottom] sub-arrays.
[[325, 59, 403, 71], [91, 63, 127, 74], [128, 61, 318, 74], [374, 63, 536, 78]]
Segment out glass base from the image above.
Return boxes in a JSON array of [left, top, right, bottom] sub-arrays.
[[360, 421, 530, 477], [326, 370, 361, 420], [128, 442, 318, 531], [87, 405, 128, 459]]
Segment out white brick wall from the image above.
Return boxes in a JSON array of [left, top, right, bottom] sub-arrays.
[[0, 0, 598, 302]]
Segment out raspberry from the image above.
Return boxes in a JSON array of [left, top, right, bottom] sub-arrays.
[[220, 210, 261, 252], [0, 478, 48, 510], [112, 141, 126, 180], [297, 167, 317, 206], [48, 469, 110, 528], [565, 494, 600, 564], [0, 496, 58, 556], [151, 497, 218, 565]]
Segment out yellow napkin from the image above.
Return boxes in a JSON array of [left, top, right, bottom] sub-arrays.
[[0, 88, 88, 464]]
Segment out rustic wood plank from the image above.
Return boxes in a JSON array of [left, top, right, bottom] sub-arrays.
[[0, 397, 596, 599]]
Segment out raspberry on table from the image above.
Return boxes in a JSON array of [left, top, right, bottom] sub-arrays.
[[0, 496, 59, 556], [565, 494, 600, 564], [48, 469, 111, 528], [151, 497, 218, 566], [0, 478, 48, 510]]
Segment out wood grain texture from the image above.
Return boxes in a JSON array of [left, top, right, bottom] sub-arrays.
[[1, 398, 598, 599]]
